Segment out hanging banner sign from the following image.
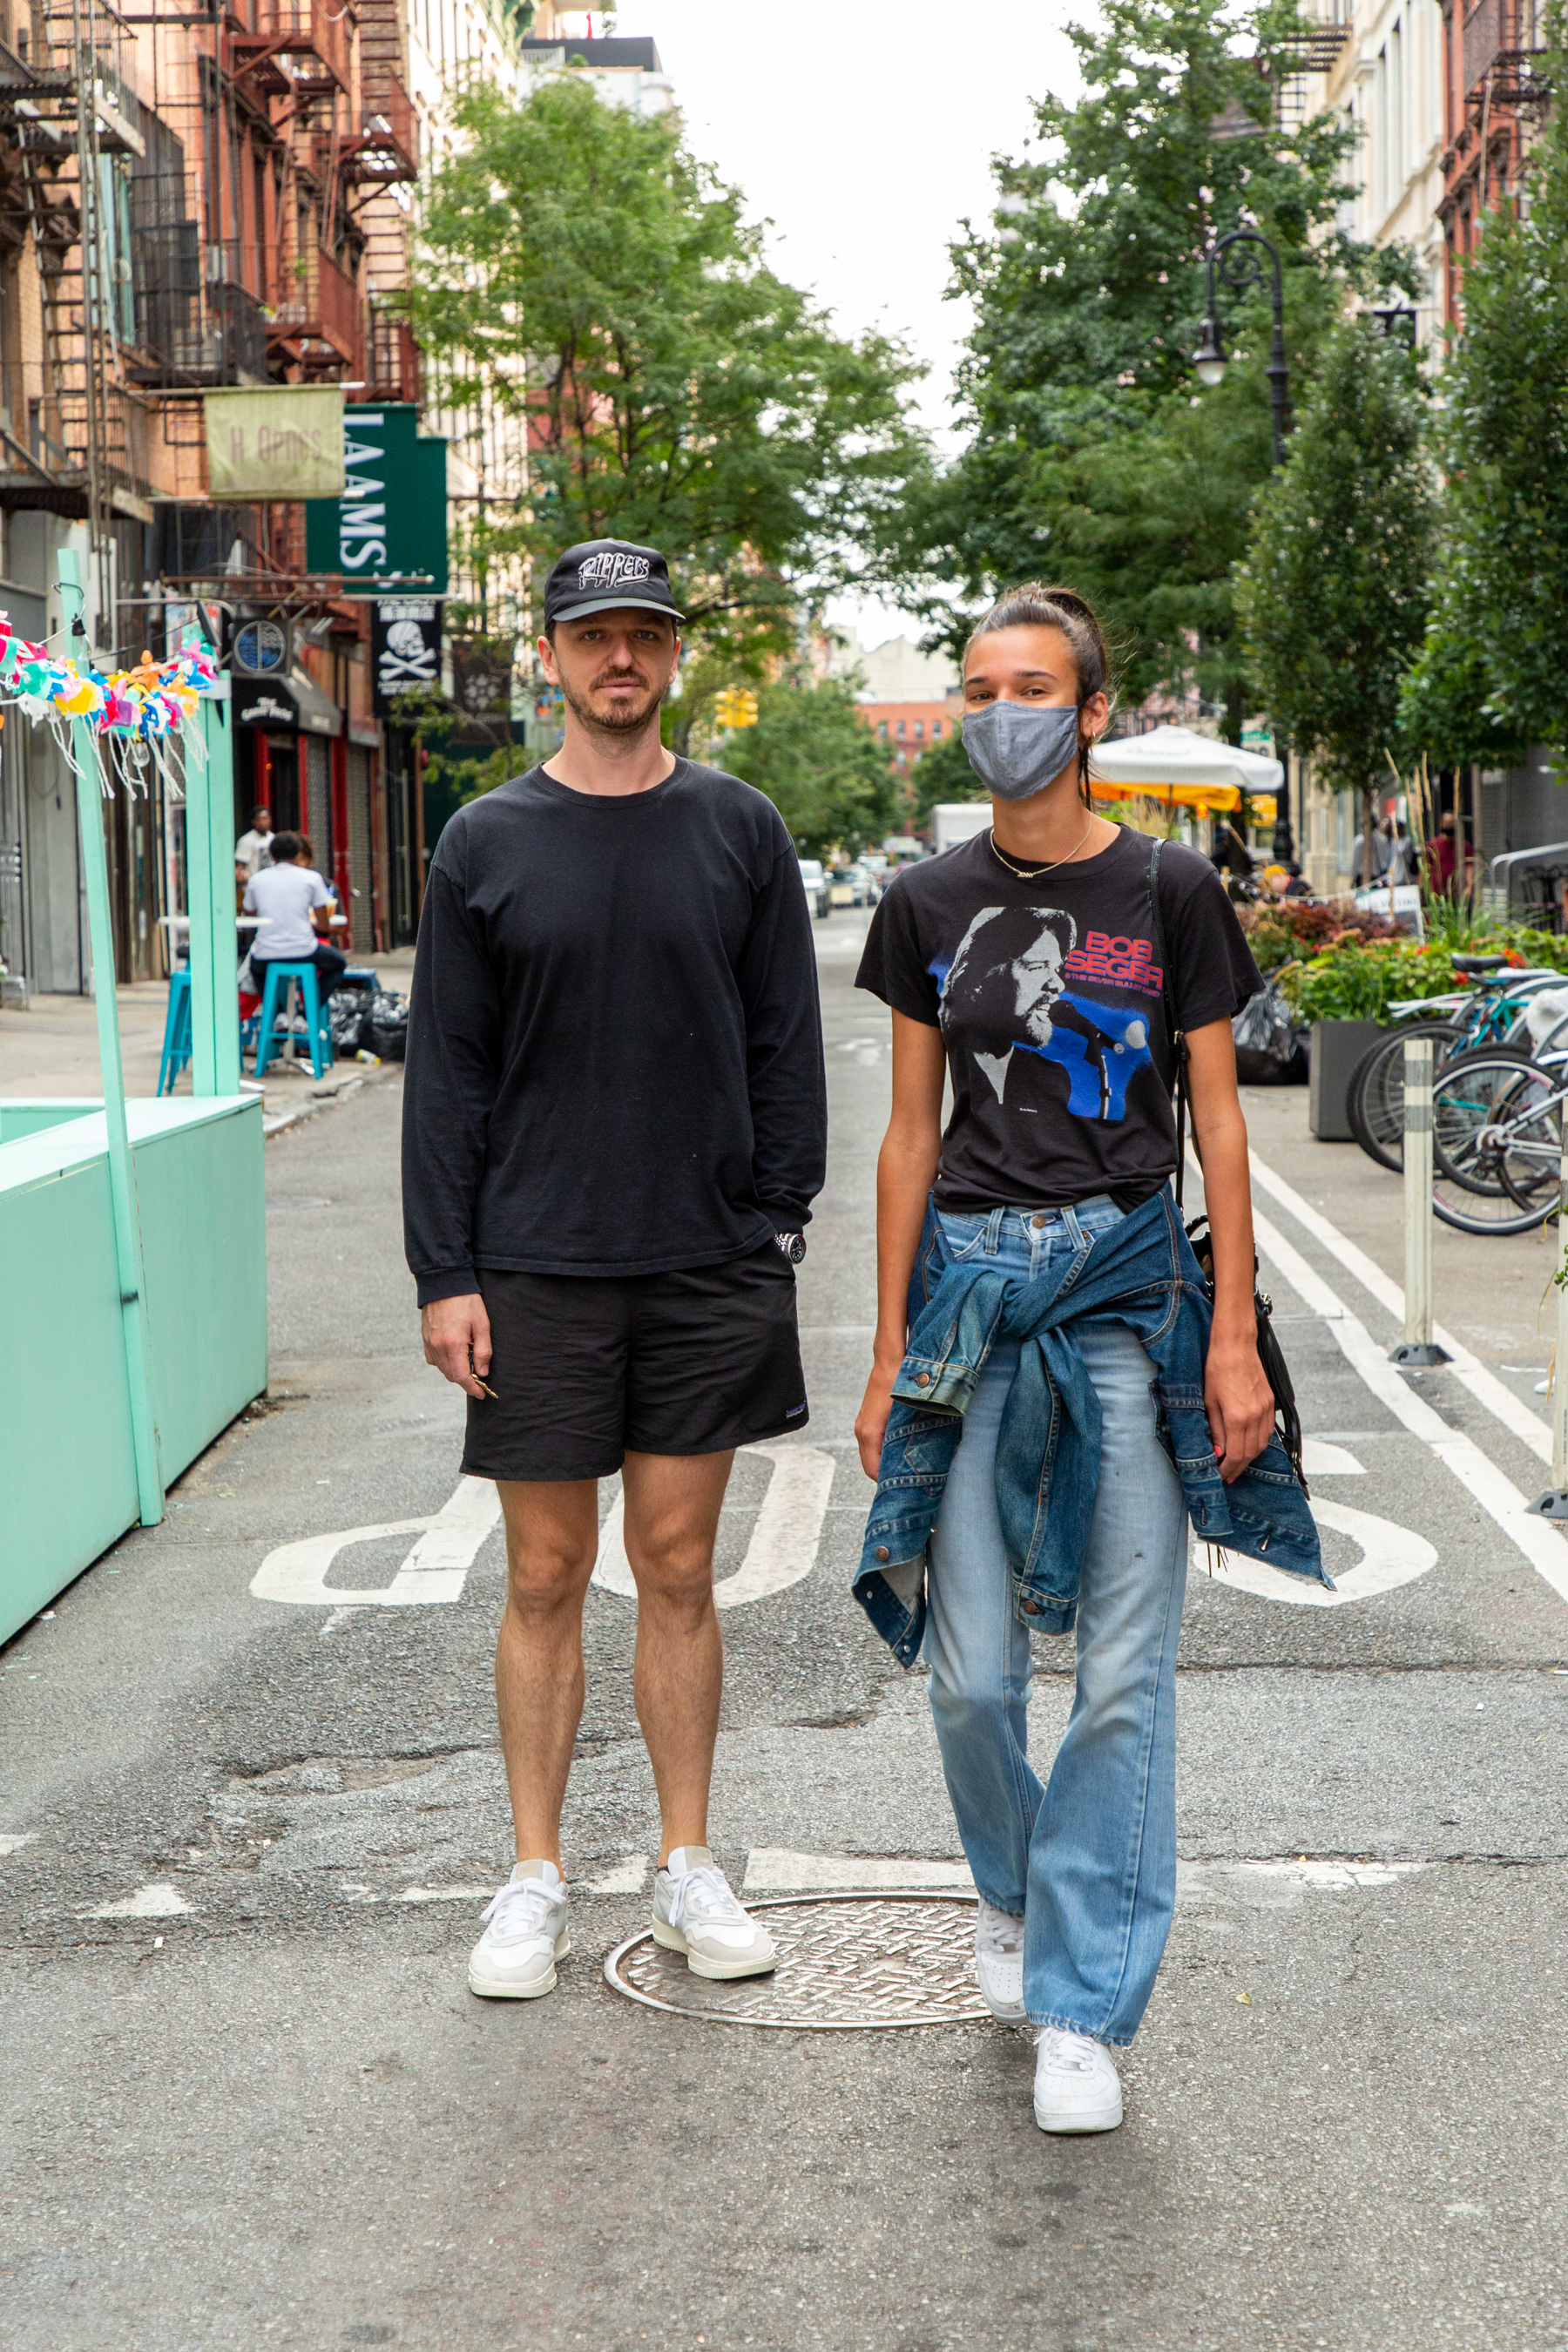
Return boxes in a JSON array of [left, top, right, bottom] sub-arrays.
[[450, 637, 515, 746], [305, 406, 449, 595], [372, 597, 443, 713], [205, 387, 346, 501]]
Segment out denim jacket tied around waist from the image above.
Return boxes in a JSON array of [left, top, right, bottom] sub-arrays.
[[853, 1186, 1328, 1666]]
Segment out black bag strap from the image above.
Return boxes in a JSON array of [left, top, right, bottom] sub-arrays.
[[1147, 836, 1189, 1209]]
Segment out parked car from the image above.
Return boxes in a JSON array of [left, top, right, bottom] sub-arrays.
[[828, 872, 858, 909], [797, 857, 832, 920], [834, 862, 876, 908]]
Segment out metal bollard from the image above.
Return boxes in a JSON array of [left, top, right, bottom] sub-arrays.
[[1529, 1125, 1568, 1519], [1389, 1036, 1450, 1368]]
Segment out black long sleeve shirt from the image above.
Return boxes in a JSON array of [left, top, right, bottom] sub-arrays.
[[402, 760, 828, 1304]]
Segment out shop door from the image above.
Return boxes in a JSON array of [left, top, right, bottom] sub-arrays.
[[347, 744, 373, 952]]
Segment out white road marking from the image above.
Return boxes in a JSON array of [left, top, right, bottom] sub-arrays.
[[591, 1442, 835, 1609], [585, 1855, 648, 1894], [0, 1833, 36, 1856], [1200, 1498, 1437, 1608], [250, 1477, 502, 1607], [1247, 1148, 1553, 1463], [1233, 1858, 1431, 1889], [84, 1882, 193, 1919], [1301, 1439, 1365, 1477], [742, 1849, 977, 1892], [395, 1883, 492, 1904], [1247, 1200, 1568, 1609]]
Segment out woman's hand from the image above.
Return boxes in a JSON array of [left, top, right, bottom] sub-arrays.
[[855, 1359, 902, 1481], [1204, 1319, 1276, 1483]]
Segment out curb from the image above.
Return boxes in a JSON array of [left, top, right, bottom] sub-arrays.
[[261, 1063, 396, 1138]]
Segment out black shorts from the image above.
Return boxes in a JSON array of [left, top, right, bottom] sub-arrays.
[[462, 1243, 808, 1482]]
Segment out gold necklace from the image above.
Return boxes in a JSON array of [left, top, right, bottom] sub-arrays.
[[987, 817, 1095, 882]]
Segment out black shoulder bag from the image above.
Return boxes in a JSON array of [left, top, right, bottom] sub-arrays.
[[1146, 836, 1308, 1496]]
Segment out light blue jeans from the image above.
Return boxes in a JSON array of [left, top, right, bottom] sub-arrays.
[[925, 1199, 1189, 2045]]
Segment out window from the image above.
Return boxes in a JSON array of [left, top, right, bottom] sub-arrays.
[[876, 720, 887, 739], [914, 721, 924, 740], [896, 720, 906, 737], [931, 720, 943, 738]]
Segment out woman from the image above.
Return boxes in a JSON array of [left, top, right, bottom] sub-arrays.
[[853, 584, 1316, 2134]]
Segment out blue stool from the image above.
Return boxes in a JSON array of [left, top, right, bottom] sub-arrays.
[[253, 960, 334, 1080], [157, 968, 193, 1096]]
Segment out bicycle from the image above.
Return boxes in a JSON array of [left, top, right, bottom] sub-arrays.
[[1430, 1047, 1568, 1234], [1346, 954, 1568, 1173]]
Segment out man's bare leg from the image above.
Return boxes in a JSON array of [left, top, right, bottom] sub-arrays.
[[620, 1449, 734, 1867], [493, 1478, 599, 1867]]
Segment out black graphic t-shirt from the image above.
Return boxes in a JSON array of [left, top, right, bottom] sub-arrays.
[[855, 826, 1262, 1212]]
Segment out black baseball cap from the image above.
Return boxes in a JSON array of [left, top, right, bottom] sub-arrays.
[[544, 538, 684, 628]]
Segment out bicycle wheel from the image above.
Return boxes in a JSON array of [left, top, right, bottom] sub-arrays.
[[1498, 1075, 1566, 1224], [1433, 1056, 1563, 1233], [1347, 1022, 1464, 1173]]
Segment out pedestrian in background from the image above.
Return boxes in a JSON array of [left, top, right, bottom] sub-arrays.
[[404, 537, 826, 2004], [853, 583, 1321, 2134], [243, 831, 348, 993], [234, 804, 274, 882], [1427, 809, 1461, 898]]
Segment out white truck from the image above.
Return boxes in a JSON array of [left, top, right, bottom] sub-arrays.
[[930, 802, 992, 856]]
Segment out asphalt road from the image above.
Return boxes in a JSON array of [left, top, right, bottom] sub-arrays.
[[3, 911, 1567, 2352]]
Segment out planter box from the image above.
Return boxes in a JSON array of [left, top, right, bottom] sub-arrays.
[[1308, 1018, 1384, 1141], [0, 1093, 266, 1642]]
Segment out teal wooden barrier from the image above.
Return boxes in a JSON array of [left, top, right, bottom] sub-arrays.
[[0, 566, 266, 1644]]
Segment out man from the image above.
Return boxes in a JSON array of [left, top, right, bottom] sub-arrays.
[[234, 804, 274, 882], [244, 832, 347, 993], [403, 538, 826, 2001]]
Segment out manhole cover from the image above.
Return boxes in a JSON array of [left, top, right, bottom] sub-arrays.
[[604, 1893, 990, 2030]]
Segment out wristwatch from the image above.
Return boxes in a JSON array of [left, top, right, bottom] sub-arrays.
[[774, 1230, 806, 1265]]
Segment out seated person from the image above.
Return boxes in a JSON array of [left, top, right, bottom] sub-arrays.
[[243, 830, 348, 995]]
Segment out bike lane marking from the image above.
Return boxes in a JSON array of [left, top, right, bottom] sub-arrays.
[[591, 1441, 835, 1609], [1247, 1146, 1552, 1463], [1247, 1200, 1568, 1609], [250, 1476, 502, 1607]]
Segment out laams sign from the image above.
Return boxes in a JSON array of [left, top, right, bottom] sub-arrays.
[[305, 405, 448, 595]]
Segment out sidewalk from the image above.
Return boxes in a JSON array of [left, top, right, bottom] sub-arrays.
[[0, 949, 415, 1132]]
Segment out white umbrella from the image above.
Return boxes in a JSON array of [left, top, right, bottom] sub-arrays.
[[1091, 724, 1283, 801]]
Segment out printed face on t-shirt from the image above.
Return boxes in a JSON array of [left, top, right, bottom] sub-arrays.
[[938, 901, 1153, 1126]]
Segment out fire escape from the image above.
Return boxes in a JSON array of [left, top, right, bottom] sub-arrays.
[[0, 0, 153, 617], [1442, 0, 1550, 276]]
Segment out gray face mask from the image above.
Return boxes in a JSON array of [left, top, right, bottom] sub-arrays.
[[961, 700, 1082, 801]]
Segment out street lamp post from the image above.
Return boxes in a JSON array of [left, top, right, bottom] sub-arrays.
[[1193, 226, 1294, 860]]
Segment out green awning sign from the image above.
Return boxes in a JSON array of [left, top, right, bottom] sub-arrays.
[[305, 404, 449, 596]]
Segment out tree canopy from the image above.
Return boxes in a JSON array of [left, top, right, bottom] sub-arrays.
[[882, 0, 1406, 727], [1238, 318, 1434, 801], [719, 678, 897, 857], [412, 74, 928, 653], [1401, 42, 1568, 767]]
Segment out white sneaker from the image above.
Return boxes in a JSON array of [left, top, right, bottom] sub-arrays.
[[974, 1898, 1027, 2024], [467, 1860, 570, 2000], [1033, 2025, 1123, 2133], [652, 1845, 776, 1980]]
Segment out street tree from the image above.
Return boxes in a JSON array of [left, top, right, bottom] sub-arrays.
[[720, 678, 897, 858], [882, 0, 1402, 727], [1400, 38, 1568, 769], [412, 74, 928, 655], [1238, 317, 1435, 862]]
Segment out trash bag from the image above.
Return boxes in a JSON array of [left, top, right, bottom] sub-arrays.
[[328, 983, 379, 1054], [1233, 981, 1308, 1085], [363, 990, 409, 1062]]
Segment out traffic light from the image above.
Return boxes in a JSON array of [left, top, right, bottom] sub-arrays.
[[714, 686, 760, 729]]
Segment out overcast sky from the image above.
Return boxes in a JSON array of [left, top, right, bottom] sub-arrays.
[[625, 2, 1087, 646]]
